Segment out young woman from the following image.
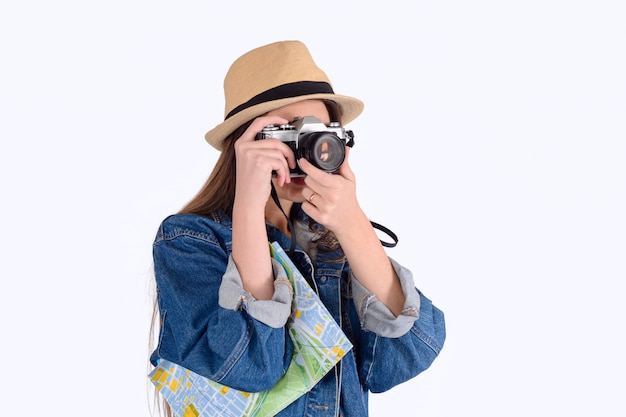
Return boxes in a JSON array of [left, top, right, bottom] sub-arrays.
[[150, 40, 446, 417]]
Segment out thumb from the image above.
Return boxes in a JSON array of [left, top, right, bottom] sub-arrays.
[[338, 146, 355, 181]]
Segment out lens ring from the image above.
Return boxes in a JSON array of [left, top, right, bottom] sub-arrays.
[[298, 133, 345, 173]]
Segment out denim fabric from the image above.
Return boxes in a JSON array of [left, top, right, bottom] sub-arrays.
[[150, 210, 446, 416]]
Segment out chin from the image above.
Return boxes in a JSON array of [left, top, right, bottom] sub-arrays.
[[274, 180, 306, 203]]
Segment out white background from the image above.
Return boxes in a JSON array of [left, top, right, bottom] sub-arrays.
[[1, 1, 624, 416]]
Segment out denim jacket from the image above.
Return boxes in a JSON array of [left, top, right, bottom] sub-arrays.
[[150, 210, 446, 417]]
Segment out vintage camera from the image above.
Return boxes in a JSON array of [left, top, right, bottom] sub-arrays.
[[255, 116, 355, 177]]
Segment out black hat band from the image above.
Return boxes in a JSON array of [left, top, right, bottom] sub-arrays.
[[225, 81, 334, 120]]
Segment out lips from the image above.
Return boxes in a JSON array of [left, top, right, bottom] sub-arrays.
[[291, 177, 306, 186]]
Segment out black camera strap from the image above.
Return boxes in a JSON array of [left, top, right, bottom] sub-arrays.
[[370, 221, 398, 248], [270, 183, 298, 256], [270, 183, 398, 255]]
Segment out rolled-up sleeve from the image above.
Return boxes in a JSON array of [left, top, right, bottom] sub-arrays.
[[351, 257, 422, 338], [353, 257, 446, 393], [219, 255, 293, 329]]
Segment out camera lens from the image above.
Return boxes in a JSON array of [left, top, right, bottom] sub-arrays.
[[298, 132, 346, 173]]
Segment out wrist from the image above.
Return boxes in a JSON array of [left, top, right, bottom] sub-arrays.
[[332, 208, 371, 243], [233, 189, 268, 214]]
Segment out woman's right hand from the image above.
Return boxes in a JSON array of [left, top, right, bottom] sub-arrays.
[[231, 115, 293, 300], [233, 115, 295, 210]]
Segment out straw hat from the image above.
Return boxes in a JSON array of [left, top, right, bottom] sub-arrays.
[[204, 40, 364, 150]]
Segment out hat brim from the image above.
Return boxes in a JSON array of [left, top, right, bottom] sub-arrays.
[[204, 94, 364, 150]]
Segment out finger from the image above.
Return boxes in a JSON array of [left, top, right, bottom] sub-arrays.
[[236, 129, 297, 176], [274, 151, 293, 186], [255, 147, 294, 186], [301, 200, 320, 223], [235, 141, 293, 186], [238, 115, 289, 143], [304, 188, 320, 204], [246, 137, 297, 169], [337, 146, 355, 181], [297, 157, 324, 179], [302, 191, 322, 219], [298, 157, 340, 189]]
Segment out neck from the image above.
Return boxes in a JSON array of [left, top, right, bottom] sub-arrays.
[[265, 197, 294, 237]]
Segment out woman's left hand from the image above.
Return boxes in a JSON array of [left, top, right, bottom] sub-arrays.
[[301, 148, 406, 315], [299, 147, 365, 234]]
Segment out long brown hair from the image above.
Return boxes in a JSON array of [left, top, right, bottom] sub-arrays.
[[148, 296, 172, 417], [178, 120, 253, 216]]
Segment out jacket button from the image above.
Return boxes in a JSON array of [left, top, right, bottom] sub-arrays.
[[320, 276, 327, 282]]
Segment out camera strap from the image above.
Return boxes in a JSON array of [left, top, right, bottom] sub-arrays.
[[270, 183, 398, 255], [370, 221, 398, 248], [270, 183, 298, 256]]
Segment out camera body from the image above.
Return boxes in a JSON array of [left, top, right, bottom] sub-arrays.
[[255, 116, 354, 177]]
